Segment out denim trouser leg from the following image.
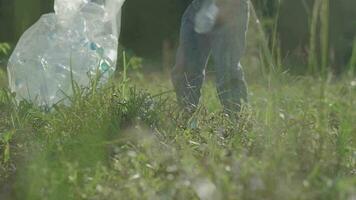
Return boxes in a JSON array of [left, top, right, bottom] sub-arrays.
[[211, 25, 248, 113], [172, 0, 249, 113], [171, 1, 210, 111]]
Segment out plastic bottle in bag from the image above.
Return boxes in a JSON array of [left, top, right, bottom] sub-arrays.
[[7, 0, 125, 106]]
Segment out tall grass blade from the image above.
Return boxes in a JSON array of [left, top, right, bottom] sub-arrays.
[[308, 0, 322, 75]]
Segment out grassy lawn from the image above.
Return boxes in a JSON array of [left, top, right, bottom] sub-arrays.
[[0, 66, 355, 200]]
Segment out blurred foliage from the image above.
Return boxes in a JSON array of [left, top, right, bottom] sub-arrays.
[[0, 43, 10, 56], [0, 42, 11, 68]]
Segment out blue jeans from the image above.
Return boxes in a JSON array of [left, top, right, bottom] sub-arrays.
[[172, 0, 249, 113]]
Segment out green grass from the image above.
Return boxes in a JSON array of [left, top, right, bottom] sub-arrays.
[[0, 67, 355, 199], [1, 0, 355, 198], [1, 2, 355, 197]]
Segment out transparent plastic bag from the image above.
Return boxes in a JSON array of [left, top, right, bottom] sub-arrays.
[[194, 0, 219, 34], [7, 0, 125, 106]]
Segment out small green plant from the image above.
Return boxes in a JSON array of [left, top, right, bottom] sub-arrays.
[[0, 130, 14, 164], [120, 51, 144, 99]]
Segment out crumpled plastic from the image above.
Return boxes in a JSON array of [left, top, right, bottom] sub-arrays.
[[194, 0, 219, 34], [7, 0, 125, 106]]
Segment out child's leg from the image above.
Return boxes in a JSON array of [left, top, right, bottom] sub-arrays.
[[172, 1, 211, 111]]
